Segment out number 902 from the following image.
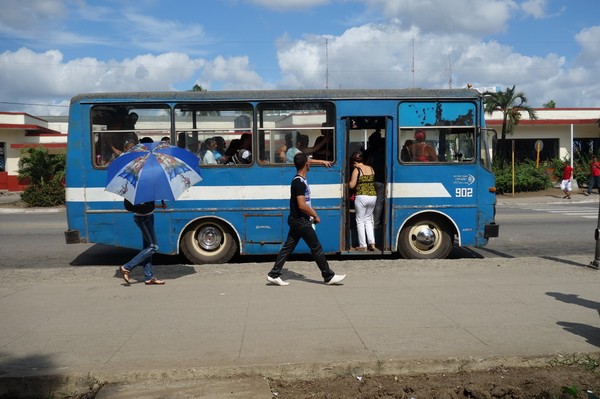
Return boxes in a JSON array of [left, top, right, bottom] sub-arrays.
[[455, 188, 473, 197]]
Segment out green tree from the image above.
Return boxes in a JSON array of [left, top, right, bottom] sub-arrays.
[[192, 84, 205, 91], [484, 85, 537, 168], [18, 147, 65, 186], [17, 147, 66, 207], [543, 100, 556, 108]]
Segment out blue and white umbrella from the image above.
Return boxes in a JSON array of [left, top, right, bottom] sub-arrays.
[[105, 141, 202, 205]]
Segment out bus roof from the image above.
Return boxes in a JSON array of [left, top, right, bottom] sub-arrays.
[[71, 88, 482, 105]]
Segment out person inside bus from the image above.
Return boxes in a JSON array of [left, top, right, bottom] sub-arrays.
[[312, 123, 334, 161], [202, 137, 218, 165], [278, 132, 295, 163], [266, 152, 346, 286], [232, 133, 252, 164], [102, 111, 139, 163], [348, 151, 377, 251], [286, 133, 332, 167], [411, 129, 438, 162], [213, 136, 225, 163], [400, 139, 413, 162], [363, 130, 385, 228], [223, 139, 241, 164], [123, 138, 137, 152]]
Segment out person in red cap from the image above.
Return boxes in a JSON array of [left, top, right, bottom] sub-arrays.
[[411, 129, 438, 162]]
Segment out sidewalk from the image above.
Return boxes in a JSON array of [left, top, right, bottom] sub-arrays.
[[1, 256, 599, 397]]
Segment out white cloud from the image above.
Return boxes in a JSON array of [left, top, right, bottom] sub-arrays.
[[0, 0, 65, 33], [521, 0, 550, 19], [0, 48, 205, 114], [574, 26, 600, 66], [362, 0, 518, 35], [199, 56, 268, 90], [246, 0, 331, 11], [122, 12, 209, 56], [274, 19, 600, 107]]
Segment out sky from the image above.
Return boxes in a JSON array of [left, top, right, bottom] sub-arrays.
[[1, 0, 599, 116]]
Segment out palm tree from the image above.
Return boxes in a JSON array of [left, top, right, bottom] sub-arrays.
[[17, 146, 65, 186], [484, 85, 537, 168]]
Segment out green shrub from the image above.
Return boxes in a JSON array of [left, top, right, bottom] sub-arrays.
[[493, 160, 553, 194], [20, 181, 65, 207]]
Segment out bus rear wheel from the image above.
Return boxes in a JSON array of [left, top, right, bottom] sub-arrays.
[[181, 220, 237, 264], [398, 217, 453, 259]]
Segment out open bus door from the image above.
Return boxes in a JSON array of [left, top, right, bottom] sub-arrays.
[[341, 116, 391, 255]]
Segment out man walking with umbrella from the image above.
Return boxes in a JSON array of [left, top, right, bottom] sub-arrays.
[[119, 137, 165, 285]]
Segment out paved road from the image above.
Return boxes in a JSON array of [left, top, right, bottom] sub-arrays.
[[1, 191, 600, 397], [1, 255, 599, 398]]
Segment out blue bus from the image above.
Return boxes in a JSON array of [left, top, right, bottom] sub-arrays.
[[64, 89, 499, 263]]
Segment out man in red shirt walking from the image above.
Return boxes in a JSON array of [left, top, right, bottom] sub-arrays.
[[585, 155, 600, 196], [561, 161, 574, 199]]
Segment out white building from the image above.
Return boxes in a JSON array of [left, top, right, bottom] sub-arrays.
[[0, 113, 67, 191]]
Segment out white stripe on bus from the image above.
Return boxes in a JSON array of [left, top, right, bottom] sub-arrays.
[[65, 182, 451, 202]]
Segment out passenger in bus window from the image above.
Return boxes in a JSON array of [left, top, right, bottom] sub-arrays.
[[411, 129, 438, 162], [202, 138, 218, 165], [232, 133, 252, 164], [286, 133, 332, 167], [223, 139, 241, 164], [266, 152, 346, 286], [400, 139, 413, 162], [312, 123, 334, 161], [278, 132, 294, 163], [123, 138, 137, 152], [102, 111, 139, 163], [214, 136, 225, 163]]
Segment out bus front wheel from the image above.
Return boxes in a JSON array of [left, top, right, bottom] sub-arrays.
[[181, 220, 238, 264], [398, 218, 453, 259]]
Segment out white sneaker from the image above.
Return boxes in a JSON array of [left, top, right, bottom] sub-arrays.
[[267, 276, 289, 286], [325, 274, 346, 285]]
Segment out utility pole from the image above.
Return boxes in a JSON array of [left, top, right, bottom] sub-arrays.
[[448, 56, 453, 89], [411, 36, 415, 88], [325, 38, 329, 90]]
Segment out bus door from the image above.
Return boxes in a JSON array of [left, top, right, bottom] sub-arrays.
[[341, 116, 391, 254]]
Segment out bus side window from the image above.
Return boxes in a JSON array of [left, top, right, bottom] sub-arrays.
[[174, 104, 253, 166], [257, 102, 335, 165]]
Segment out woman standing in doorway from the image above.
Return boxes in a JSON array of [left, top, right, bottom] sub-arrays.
[[348, 152, 377, 251]]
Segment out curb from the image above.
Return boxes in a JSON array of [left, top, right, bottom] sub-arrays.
[[0, 207, 64, 214], [0, 353, 583, 399]]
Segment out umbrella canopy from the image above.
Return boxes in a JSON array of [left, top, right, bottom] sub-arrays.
[[105, 141, 202, 205]]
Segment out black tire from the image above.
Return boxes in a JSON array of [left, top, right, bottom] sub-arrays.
[[398, 217, 453, 259], [181, 219, 238, 264]]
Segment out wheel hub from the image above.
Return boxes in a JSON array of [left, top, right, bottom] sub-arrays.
[[198, 226, 222, 251], [412, 225, 437, 250]]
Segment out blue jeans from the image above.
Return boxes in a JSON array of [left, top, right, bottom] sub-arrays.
[[268, 216, 335, 282], [123, 214, 158, 281], [588, 176, 600, 194]]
